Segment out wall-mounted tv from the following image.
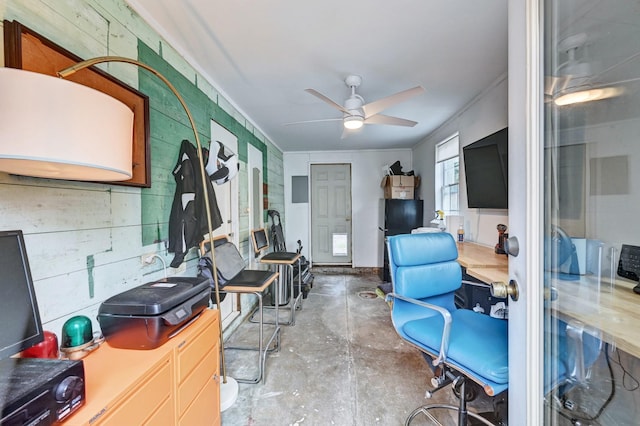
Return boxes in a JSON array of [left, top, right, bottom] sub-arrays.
[[462, 127, 508, 209]]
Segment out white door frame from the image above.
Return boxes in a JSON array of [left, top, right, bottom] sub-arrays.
[[248, 144, 263, 269], [210, 120, 240, 329], [508, 0, 544, 424]]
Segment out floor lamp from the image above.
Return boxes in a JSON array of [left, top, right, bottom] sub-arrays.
[[0, 58, 238, 410]]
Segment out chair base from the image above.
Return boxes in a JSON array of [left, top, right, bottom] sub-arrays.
[[408, 372, 507, 426]]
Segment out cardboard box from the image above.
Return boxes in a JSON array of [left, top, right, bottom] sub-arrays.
[[382, 175, 417, 188], [381, 175, 419, 199], [386, 186, 414, 199]]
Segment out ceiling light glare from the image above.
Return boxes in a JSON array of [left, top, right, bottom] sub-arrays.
[[344, 115, 364, 130]]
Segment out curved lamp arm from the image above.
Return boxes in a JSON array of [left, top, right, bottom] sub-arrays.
[[59, 56, 227, 381]]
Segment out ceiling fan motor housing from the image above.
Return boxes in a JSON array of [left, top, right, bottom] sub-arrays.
[[344, 96, 364, 118], [344, 75, 362, 88]]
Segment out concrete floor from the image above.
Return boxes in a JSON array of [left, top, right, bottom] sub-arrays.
[[220, 271, 494, 425]]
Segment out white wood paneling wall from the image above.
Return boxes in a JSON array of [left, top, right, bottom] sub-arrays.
[[0, 0, 283, 339]]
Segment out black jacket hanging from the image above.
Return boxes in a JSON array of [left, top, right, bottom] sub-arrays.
[[168, 139, 223, 267]]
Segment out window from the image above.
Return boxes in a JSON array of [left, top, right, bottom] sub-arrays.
[[435, 134, 459, 214]]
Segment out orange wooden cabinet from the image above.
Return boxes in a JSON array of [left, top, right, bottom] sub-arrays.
[[63, 309, 220, 426]]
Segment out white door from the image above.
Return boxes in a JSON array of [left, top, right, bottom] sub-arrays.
[[507, 2, 541, 422], [310, 163, 352, 264], [210, 120, 239, 328], [511, 1, 640, 424]]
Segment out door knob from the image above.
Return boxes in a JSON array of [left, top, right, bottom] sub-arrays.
[[491, 279, 519, 301], [504, 236, 519, 257]]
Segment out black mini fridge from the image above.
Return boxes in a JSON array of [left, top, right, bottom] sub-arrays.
[[379, 199, 424, 282]]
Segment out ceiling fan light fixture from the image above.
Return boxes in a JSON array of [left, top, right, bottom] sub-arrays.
[[343, 115, 364, 130]]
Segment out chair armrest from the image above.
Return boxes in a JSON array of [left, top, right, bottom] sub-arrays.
[[461, 279, 491, 289], [565, 320, 602, 384], [385, 292, 453, 366]]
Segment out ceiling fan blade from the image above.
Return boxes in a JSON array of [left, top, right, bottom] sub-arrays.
[[305, 88, 350, 114], [362, 86, 425, 117], [365, 114, 418, 127], [283, 118, 342, 126]]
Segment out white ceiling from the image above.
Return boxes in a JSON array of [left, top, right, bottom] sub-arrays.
[[126, 0, 507, 152]]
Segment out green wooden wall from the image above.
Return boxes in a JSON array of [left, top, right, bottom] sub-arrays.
[[137, 41, 272, 246]]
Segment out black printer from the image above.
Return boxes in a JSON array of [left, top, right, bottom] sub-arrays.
[[98, 277, 210, 350]]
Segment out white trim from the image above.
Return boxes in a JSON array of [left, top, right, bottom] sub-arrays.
[[526, 0, 544, 423], [126, 0, 284, 153], [508, 0, 544, 423]]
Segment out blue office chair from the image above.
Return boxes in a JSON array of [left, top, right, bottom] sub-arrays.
[[385, 232, 508, 425]]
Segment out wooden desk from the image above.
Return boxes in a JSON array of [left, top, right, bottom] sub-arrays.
[[457, 242, 508, 269], [456, 242, 640, 359], [552, 276, 640, 359], [466, 266, 508, 284], [457, 242, 508, 283]]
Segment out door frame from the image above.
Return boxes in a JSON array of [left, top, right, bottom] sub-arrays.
[[248, 144, 264, 267], [210, 119, 240, 329], [508, 0, 544, 423]]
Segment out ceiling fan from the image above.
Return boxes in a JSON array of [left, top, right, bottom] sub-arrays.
[[287, 75, 424, 134]]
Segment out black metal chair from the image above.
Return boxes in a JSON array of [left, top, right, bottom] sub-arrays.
[[199, 235, 279, 384]]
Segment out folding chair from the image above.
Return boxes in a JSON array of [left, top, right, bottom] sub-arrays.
[[250, 228, 302, 325], [199, 235, 280, 384]]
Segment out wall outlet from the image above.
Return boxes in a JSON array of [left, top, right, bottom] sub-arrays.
[[141, 253, 156, 265]]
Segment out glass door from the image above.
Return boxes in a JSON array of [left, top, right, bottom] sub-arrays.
[[543, 1, 640, 424]]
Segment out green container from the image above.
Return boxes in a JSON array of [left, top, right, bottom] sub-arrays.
[[61, 315, 93, 348]]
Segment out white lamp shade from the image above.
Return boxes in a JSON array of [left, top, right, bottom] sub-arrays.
[[0, 67, 134, 181]]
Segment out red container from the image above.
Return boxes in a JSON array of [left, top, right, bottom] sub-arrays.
[[20, 331, 59, 359]]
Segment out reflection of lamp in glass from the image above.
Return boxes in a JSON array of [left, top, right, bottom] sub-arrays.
[[1, 57, 238, 408]]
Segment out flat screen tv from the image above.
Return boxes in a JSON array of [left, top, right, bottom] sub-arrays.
[[0, 230, 44, 359], [463, 127, 508, 209]]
